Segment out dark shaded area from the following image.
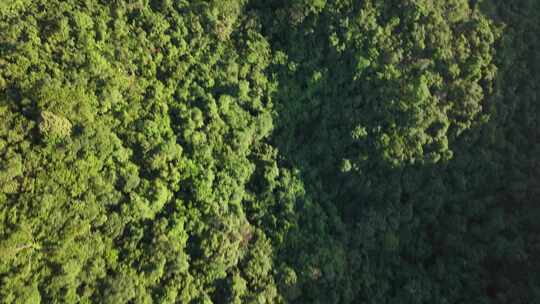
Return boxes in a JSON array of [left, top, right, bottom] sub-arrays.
[[248, 0, 540, 303]]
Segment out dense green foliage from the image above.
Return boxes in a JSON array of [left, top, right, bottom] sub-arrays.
[[0, 0, 538, 303]]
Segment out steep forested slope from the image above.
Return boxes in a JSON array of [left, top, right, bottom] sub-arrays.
[[252, 1, 539, 303], [0, 0, 538, 303]]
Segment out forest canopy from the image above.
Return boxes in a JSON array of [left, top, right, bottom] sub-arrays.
[[0, 0, 539, 303]]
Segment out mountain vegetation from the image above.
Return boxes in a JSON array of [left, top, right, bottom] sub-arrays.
[[0, 0, 538, 303]]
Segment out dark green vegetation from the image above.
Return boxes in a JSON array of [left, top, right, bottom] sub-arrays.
[[0, 0, 538, 303]]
